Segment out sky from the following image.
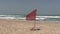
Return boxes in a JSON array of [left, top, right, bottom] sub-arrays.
[[0, 0, 59, 15]]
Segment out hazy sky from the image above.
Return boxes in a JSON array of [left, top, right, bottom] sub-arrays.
[[0, 0, 59, 15]]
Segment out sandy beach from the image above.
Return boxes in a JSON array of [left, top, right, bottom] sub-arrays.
[[0, 19, 60, 34]]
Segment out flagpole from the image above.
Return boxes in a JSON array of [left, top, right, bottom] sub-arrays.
[[30, 20, 36, 31], [26, 9, 40, 34]]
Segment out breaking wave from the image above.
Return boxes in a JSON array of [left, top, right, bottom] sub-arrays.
[[0, 15, 60, 21]]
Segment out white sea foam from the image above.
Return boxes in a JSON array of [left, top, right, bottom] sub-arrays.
[[0, 15, 60, 21]]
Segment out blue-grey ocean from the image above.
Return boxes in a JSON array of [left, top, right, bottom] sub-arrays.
[[0, 14, 60, 21]]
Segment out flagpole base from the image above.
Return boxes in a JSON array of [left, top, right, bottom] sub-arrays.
[[30, 28, 40, 31]]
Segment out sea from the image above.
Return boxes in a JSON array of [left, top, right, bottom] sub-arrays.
[[0, 14, 60, 21]]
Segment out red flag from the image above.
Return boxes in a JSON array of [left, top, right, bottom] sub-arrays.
[[26, 9, 37, 21]]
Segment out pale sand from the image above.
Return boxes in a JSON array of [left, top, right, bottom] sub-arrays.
[[0, 19, 60, 34]]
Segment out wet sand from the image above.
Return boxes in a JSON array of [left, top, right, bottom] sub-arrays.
[[0, 19, 60, 34]]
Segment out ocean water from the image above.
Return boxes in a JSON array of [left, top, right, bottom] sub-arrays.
[[0, 14, 60, 21]]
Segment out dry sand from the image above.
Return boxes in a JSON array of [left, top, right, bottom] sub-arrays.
[[0, 19, 60, 34]]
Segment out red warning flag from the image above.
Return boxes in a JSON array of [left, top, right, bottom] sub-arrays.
[[26, 9, 37, 21]]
